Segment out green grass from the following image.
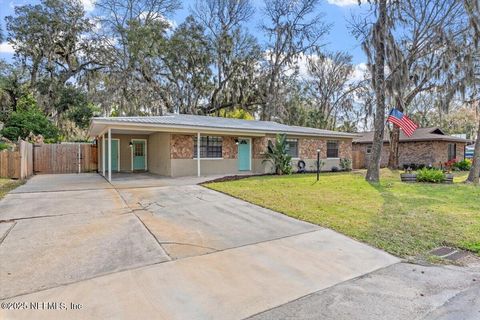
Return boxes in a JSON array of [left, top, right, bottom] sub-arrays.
[[205, 170, 480, 259], [0, 179, 24, 200]]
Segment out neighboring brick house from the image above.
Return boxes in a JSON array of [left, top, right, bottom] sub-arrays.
[[352, 127, 470, 169], [88, 114, 356, 180]]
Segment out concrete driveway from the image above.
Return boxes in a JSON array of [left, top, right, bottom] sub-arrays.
[[0, 173, 476, 319]]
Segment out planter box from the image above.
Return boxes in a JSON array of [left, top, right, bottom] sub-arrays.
[[400, 173, 454, 184], [400, 173, 417, 183], [444, 174, 454, 184]]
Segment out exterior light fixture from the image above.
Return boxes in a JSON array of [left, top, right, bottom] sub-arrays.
[[235, 138, 239, 145], [129, 142, 133, 148]]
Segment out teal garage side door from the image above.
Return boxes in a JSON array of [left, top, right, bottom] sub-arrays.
[[132, 140, 146, 170], [238, 139, 251, 171], [110, 140, 119, 171]]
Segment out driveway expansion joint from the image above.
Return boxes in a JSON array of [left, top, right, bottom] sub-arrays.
[[132, 212, 173, 261], [0, 221, 16, 246], [108, 182, 174, 261]]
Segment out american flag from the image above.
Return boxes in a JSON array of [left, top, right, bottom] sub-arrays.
[[387, 108, 418, 137]]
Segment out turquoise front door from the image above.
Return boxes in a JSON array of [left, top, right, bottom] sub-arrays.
[[238, 138, 251, 171], [110, 140, 119, 172], [132, 140, 146, 170]]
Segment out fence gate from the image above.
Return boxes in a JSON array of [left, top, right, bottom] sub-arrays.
[[352, 150, 366, 170], [33, 143, 98, 174]]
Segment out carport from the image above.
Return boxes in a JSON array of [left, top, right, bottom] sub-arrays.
[[95, 126, 207, 182], [89, 118, 268, 182]]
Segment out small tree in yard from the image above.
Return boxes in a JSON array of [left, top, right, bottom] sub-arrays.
[[1, 93, 59, 142], [263, 133, 292, 175]]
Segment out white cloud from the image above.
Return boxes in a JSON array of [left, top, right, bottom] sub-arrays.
[[293, 52, 316, 79], [351, 62, 368, 82], [138, 12, 177, 30], [326, 0, 359, 7], [81, 0, 95, 12], [0, 42, 15, 54]]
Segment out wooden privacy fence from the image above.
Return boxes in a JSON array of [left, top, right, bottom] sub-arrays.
[[33, 143, 97, 174], [0, 140, 33, 179], [352, 150, 366, 170]]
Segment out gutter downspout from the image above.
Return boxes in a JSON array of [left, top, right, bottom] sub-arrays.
[[197, 132, 201, 177], [108, 128, 112, 182], [102, 134, 105, 177]]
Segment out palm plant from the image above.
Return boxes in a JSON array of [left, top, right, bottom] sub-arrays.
[[263, 133, 292, 175]]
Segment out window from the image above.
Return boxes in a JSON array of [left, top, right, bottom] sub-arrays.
[[448, 143, 456, 161], [133, 143, 144, 156], [327, 140, 339, 158], [194, 136, 223, 158], [286, 139, 299, 158], [366, 144, 373, 154]]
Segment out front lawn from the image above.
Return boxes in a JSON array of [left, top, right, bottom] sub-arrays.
[[0, 179, 24, 200], [205, 170, 480, 259]]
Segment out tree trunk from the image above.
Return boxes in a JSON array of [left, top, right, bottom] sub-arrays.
[[466, 116, 480, 184], [388, 125, 400, 169], [366, 0, 387, 183]]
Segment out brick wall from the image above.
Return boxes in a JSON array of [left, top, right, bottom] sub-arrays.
[[430, 141, 465, 165], [171, 135, 194, 159], [222, 136, 237, 159], [339, 140, 352, 159], [253, 136, 273, 159], [253, 136, 353, 160], [298, 138, 351, 159], [171, 134, 355, 163], [299, 138, 326, 158], [398, 141, 435, 166], [356, 143, 390, 168], [354, 140, 467, 168], [170, 135, 243, 159]]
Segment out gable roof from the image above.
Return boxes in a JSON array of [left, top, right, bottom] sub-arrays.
[[88, 114, 359, 139], [353, 127, 470, 144]]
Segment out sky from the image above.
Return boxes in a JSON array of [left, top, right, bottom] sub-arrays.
[[0, 0, 367, 67]]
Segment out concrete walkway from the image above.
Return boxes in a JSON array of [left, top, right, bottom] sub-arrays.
[[2, 173, 470, 319], [249, 263, 480, 320]]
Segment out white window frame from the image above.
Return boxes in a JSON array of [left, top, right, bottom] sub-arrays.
[[286, 138, 299, 158], [193, 135, 224, 159], [327, 140, 340, 159]]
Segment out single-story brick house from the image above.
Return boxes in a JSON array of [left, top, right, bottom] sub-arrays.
[[352, 127, 470, 169], [87, 114, 357, 181]]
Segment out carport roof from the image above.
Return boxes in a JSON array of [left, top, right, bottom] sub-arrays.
[[89, 114, 359, 138]]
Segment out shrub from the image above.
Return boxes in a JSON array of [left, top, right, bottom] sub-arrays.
[[0, 94, 59, 142], [331, 166, 339, 172], [454, 159, 471, 171], [0, 142, 8, 151], [339, 158, 352, 171], [444, 158, 460, 172], [416, 168, 445, 183], [263, 133, 292, 175]]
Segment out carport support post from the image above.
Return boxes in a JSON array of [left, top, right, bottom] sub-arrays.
[[197, 132, 201, 177], [108, 128, 112, 182], [102, 134, 105, 177]]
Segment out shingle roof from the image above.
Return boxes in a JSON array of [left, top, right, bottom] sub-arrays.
[[353, 127, 469, 143], [90, 114, 358, 138]]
